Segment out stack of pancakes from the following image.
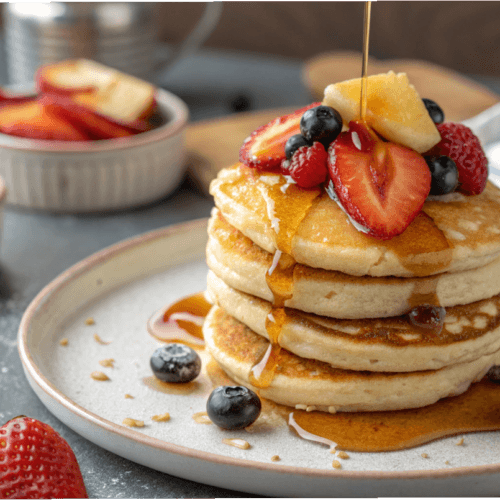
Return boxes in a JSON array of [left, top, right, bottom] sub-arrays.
[[203, 163, 500, 412]]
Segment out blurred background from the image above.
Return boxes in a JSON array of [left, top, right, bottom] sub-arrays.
[[2, 1, 500, 121], [156, 1, 500, 74]]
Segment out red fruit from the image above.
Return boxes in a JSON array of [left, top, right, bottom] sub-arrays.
[[39, 94, 135, 140], [0, 417, 88, 499], [282, 141, 328, 188], [239, 103, 320, 171], [327, 121, 431, 240], [0, 89, 35, 106], [429, 122, 488, 195], [0, 100, 88, 141]]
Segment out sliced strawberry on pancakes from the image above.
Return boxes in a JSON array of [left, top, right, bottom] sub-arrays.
[[327, 121, 431, 240], [240, 102, 320, 171]]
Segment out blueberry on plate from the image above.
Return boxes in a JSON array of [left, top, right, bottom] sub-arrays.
[[422, 98, 445, 125], [285, 134, 310, 160], [150, 343, 201, 383], [206, 386, 261, 430], [300, 105, 342, 148], [425, 156, 459, 195]]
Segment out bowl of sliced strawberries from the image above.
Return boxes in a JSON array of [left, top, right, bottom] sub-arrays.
[[0, 59, 189, 212]]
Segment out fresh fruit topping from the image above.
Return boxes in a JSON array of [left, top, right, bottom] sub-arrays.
[[487, 366, 500, 384], [0, 100, 88, 141], [0, 89, 36, 106], [282, 141, 328, 188], [206, 386, 261, 430], [285, 134, 311, 160], [150, 343, 201, 383], [323, 71, 441, 153], [299, 105, 342, 148], [428, 122, 488, 195], [422, 98, 445, 124], [409, 304, 446, 332], [0, 416, 88, 499], [327, 121, 431, 240], [37, 59, 156, 128], [239, 103, 319, 171], [425, 155, 459, 195], [39, 94, 134, 140]]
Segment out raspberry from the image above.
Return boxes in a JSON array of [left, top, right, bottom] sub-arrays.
[[282, 141, 328, 188], [429, 122, 488, 195]]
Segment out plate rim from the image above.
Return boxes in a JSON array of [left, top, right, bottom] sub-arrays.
[[17, 218, 500, 483]]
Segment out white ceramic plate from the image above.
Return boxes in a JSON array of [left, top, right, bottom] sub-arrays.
[[18, 218, 500, 497]]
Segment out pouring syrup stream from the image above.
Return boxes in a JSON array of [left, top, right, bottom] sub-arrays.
[[360, 1, 371, 122]]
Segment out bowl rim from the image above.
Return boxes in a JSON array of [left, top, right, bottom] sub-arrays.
[[0, 175, 7, 203], [0, 85, 189, 153]]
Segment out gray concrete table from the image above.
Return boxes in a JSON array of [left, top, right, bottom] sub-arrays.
[[0, 49, 310, 498]]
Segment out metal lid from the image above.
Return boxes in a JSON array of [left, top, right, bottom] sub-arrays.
[[4, 3, 158, 36]]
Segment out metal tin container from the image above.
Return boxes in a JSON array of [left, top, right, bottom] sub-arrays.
[[4, 2, 222, 84]]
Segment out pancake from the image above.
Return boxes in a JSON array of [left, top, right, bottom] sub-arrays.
[[207, 211, 500, 319], [207, 270, 500, 372], [204, 306, 500, 412], [210, 164, 500, 277]]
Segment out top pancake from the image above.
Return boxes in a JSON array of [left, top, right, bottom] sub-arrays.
[[210, 164, 500, 277]]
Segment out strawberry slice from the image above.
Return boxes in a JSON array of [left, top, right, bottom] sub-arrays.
[[239, 103, 319, 171], [327, 121, 431, 240]]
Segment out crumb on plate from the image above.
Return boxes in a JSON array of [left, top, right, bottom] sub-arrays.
[[91, 371, 110, 381], [94, 333, 111, 345], [222, 438, 250, 450], [99, 358, 115, 368], [122, 418, 144, 428], [152, 413, 171, 422]]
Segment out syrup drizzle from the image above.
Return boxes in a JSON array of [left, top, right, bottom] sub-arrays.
[[359, 1, 372, 122], [248, 173, 321, 388], [290, 379, 500, 452], [205, 336, 500, 453], [356, 0, 451, 333], [288, 412, 337, 452], [147, 292, 211, 347]]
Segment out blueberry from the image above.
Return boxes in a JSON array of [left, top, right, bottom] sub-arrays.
[[150, 343, 201, 383], [206, 386, 261, 430], [425, 156, 459, 195], [285, 134, 311, 160], [409, 304, 446, 330], [300, 105, 343, 148], [487, 366, 500, 383], [422, 98, 445, 125]]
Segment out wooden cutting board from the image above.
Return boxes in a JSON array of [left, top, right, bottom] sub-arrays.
[[186, 51, 500, 195]]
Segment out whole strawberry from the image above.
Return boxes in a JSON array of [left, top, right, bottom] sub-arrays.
[[429, 122, 488, 195], [0, 417, 88, 499], [281, 141, 328, 188]]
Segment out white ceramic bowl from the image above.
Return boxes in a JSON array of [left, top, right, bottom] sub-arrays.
[[0, 176, 7, 247], [0, 87, 189, 212]]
